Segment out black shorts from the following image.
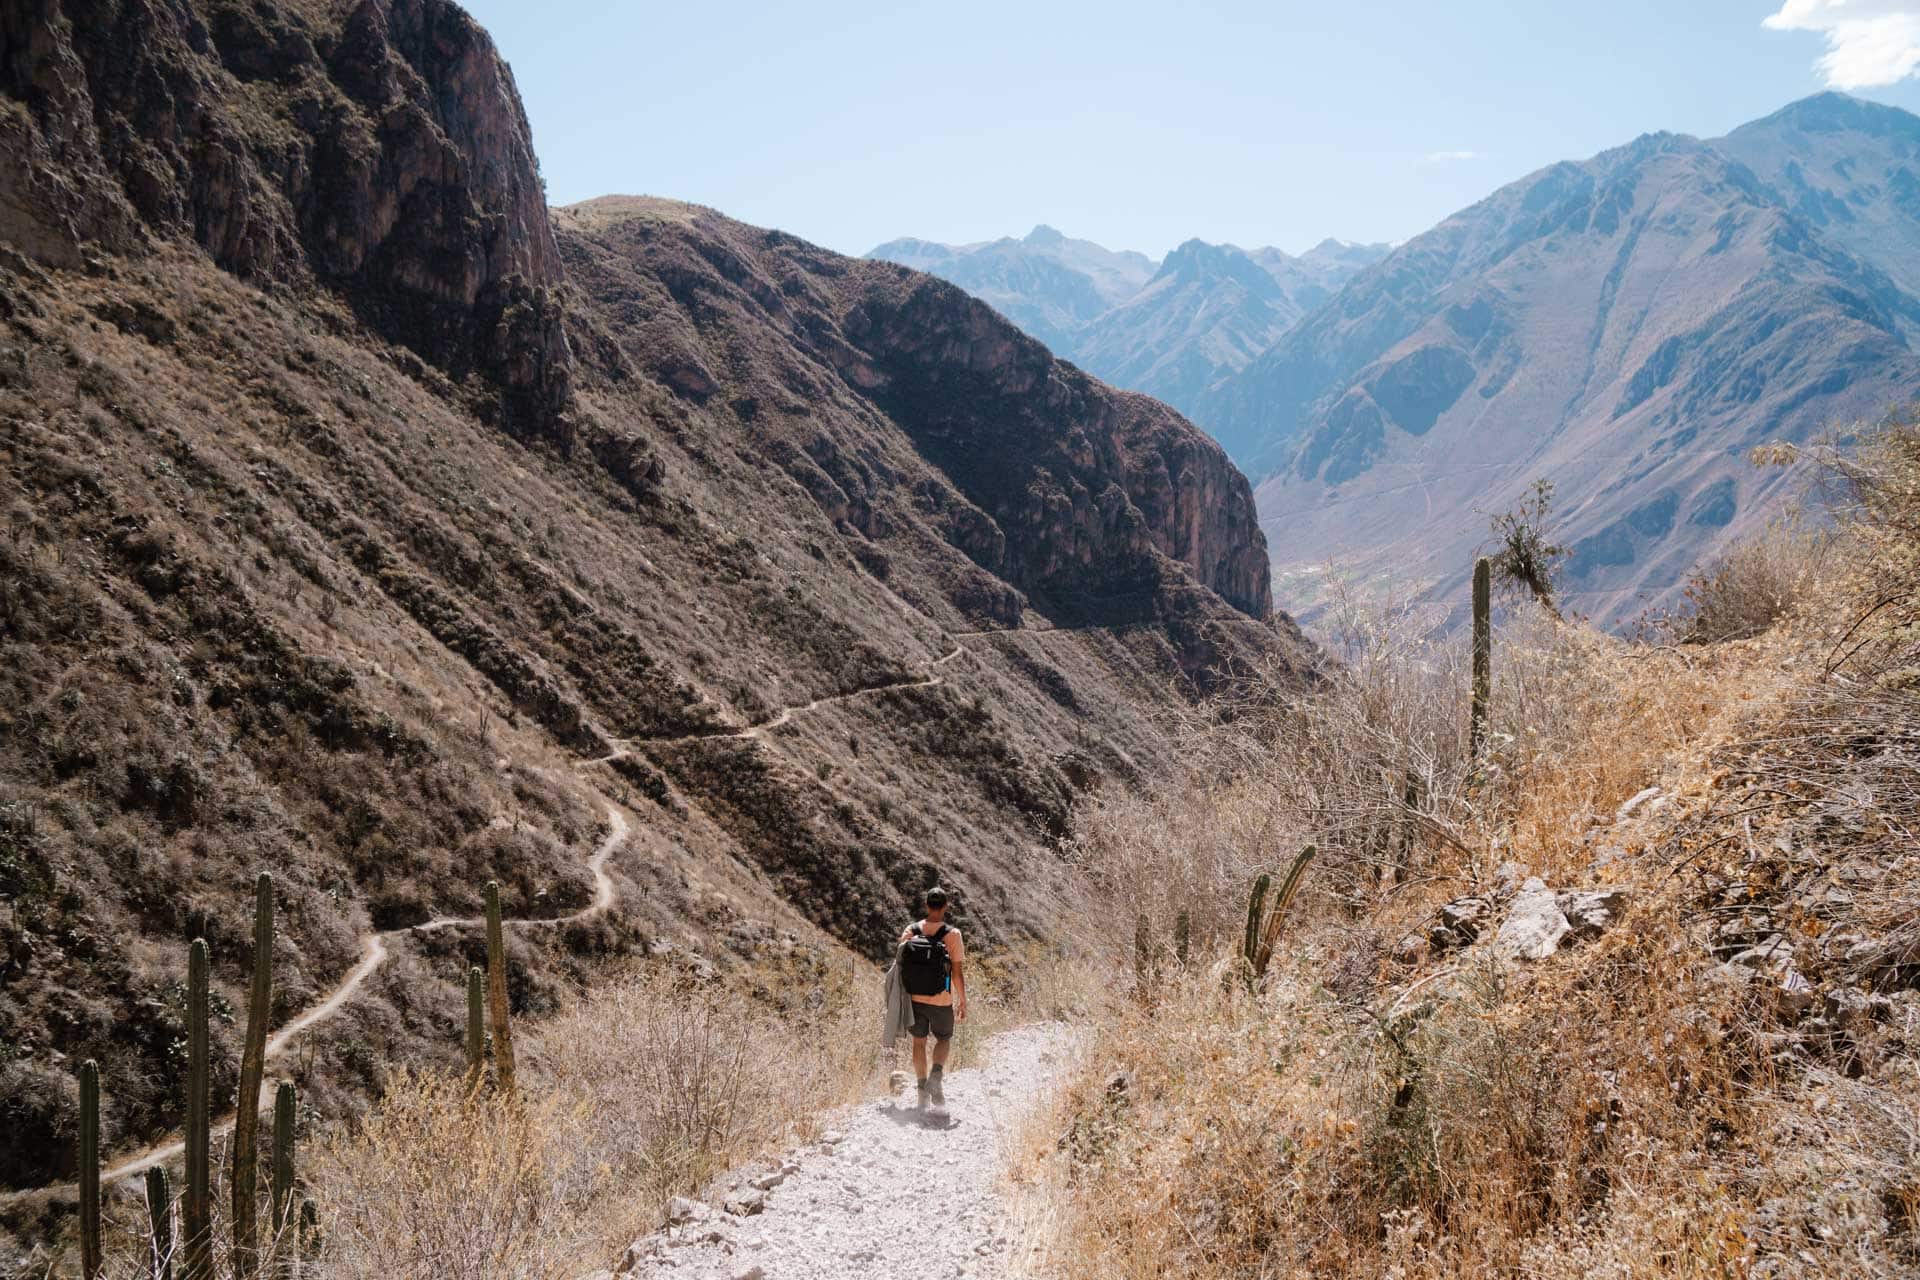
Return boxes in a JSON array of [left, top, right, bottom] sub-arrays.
[[909, 1000, 955, 1041]]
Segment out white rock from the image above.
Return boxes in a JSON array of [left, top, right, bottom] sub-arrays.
[[750, 1170, 787, 1191], [1558, 888, 1629, 938], [1493, 878, 1571, 960], [667, 1196, 711, 1224], [1616, 785, 1663, 821], [1492, 861, 1530, 899], [724, 1188, 766, 1216]]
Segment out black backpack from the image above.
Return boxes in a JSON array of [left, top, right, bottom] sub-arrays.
[[901, 923, 951, 997]]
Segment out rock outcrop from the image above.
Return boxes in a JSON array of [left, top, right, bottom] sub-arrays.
[[0, 0, 571, 433], [841, 270, 1273, 622]]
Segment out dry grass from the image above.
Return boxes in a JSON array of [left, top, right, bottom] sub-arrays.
[[1656, 520, 1831, 644], [1022, 426, 1920, 1278], [305, 962, 884, 1278]]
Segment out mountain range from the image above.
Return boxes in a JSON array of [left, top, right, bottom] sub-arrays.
[[868, 227, 1391, 422], [877, 93, 1920, 625]]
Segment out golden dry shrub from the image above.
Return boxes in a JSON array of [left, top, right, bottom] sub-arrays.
[[310, 1072, 579, 1280], [303, 963, 885, 1277]]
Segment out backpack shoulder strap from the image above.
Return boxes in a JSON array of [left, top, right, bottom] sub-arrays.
[[930, 923, 950, 943]]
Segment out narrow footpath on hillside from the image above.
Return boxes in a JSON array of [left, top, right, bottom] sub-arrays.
[[3, 644, 970, 1205], [609, 1024, 1072, 1280]]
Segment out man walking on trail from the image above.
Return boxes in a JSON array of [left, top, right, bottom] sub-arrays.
[[899, 886, 966, 1108]]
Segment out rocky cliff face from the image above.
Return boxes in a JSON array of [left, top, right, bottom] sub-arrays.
[[838, 267, 1273, 621], [0, 0, 570, 433]]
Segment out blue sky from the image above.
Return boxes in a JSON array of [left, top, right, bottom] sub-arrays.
[[463, 0, 1920, 259]]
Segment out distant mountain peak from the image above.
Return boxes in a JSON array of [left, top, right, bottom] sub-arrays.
[[1025, 223, 1067, 245], [1154, 238, 1281, 297], [1739, 90, 1920, 139]]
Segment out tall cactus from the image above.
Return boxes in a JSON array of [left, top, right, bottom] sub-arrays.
[[484, 881, 516, 1096], [464, 966, 486, 1088], [272, 1081, 296, 1275], [146, 1166, 175, 1280], [184, 938, 212, 1280], [1173, 910, 1191, 966], [1470, 556, 1492, 764], [233, 873, 274, 1275], [79, 1059, 101, 1280]]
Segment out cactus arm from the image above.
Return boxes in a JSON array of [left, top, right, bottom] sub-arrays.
[[184, 938, 213, 1280], [465, 966, 486, 1088], [79, 1059, 100, 1280], [233, 873, 274, 1275], [1255, 845, 1317, 973], [1242, 873, 1271, 975], [272, 1080, 296, 1262], [146, 1166, 175, 1280], [484, 881, 516, 1096]]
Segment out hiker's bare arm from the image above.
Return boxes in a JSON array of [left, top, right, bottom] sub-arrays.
[[948, 930, 967, 1020]]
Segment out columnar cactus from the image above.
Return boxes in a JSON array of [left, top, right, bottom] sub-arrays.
[[299, 1197, 321, 1265], [1396, 769, 1423, 885], [146, 1166, 175, 1280], [233, 873, 274, 1275], [184, 938, 213, 1280], [465, 966, 486, 1087], [1241, 873, 1271, 979], [484, 881, 516, 1096], [272, 1081, 296, 1275], [1470, 556, 1492, 764], [79, 1059, 101, 1280], [1242, 846, 1317, 986]]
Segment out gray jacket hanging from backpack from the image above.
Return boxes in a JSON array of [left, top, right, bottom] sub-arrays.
[[880, 942, 914, 1049]]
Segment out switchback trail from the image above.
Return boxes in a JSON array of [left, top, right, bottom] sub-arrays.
[[620, 1024, 1072, 1280], [606, 644, 966, 750], [7, 643, 966, 1204]]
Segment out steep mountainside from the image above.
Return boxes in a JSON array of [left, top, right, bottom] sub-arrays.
[[1716, 93, 1920, 297], [868, 229, 1386, 422], [1205, 97, 1920, 624], [0, 0, 1304, 1200]]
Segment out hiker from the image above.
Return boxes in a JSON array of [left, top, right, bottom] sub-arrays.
[[895, 886, 966, 1108]]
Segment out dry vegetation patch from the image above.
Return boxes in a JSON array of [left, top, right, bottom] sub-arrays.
[[1023, 420, 1920, 1278]]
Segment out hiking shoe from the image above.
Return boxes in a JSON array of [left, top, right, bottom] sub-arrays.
[[915, 1078, 931, 1109], [929, 1072, 945, 1108]]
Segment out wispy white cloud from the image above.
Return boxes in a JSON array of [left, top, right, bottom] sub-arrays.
[[1422, 150, 1487, 164], [1764, 0, 1920, 89]]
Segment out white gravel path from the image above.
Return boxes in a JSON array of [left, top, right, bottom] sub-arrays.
[[618, 1023, 1071, 1280]]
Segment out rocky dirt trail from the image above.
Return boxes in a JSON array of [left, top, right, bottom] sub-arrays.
[[608, 1023, 1072, 1280]]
